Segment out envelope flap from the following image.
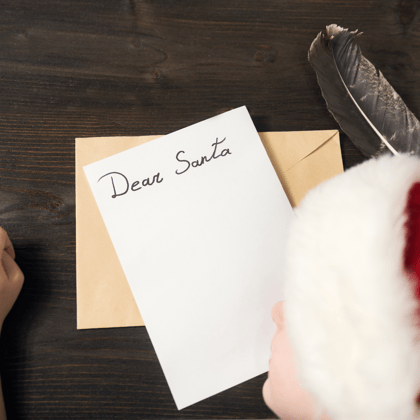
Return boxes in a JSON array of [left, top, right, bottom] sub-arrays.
[[259, 130, 339, 173]]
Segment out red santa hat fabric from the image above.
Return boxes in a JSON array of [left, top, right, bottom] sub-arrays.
[[284, 154, 420, 420], [404, 181, 420, 305]]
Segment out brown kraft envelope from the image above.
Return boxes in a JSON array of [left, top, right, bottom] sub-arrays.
[[76, 130, 343, 329]]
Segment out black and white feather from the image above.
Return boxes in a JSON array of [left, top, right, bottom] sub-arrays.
[[309, 24, 420, 158]]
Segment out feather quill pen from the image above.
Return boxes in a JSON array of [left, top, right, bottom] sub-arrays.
[[309, 24, 420, 157]]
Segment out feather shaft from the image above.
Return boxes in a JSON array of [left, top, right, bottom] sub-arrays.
[[331, 57, 399, 156]]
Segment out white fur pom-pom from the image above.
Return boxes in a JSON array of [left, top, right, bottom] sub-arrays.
[[285, 154, 420, 420]]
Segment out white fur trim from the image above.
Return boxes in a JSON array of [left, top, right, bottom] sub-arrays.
[[284, 154, 420, 420]]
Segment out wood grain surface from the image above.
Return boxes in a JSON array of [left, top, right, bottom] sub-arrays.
[[0, 0, 418, 418]]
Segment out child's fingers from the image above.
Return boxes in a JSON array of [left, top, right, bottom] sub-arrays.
[[0, 227, 15, 260]]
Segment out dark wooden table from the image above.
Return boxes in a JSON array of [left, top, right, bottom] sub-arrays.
[[0, 1, 417, 418]]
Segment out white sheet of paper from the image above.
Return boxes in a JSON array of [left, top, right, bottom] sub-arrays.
[[83, 106, 295, 410]]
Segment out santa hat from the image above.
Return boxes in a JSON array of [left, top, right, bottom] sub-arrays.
[[284, 154, 420, 420]]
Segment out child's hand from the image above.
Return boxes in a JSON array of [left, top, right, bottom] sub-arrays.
[[0, 228, 24, 332]]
